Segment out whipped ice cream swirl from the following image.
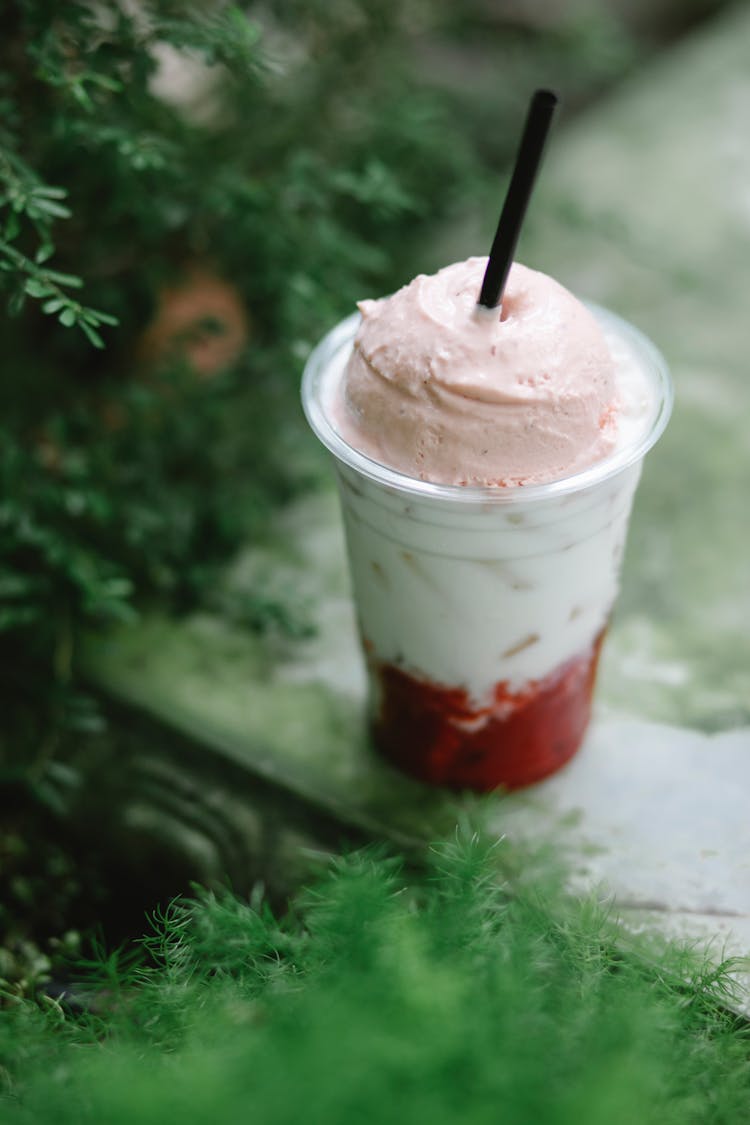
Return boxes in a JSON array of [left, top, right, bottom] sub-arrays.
[[336, 257, 618, 487]]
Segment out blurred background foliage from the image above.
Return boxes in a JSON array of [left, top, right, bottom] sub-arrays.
[[1, 0, 468, 780], [0, 0, 726, 773], [0, 0, 732, 999]]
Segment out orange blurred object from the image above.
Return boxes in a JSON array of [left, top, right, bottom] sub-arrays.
[[138, 266, 250, 377]]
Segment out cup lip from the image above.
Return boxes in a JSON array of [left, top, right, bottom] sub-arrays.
[[301, 303, 673, 507]]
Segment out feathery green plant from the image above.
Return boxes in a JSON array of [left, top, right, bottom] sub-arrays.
[[1, 836, 749, 1123]]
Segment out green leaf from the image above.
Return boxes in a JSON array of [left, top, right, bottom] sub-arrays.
[[85, 309, 119, 327], [7, 290, 25, 316], [30, 197, 72, 219], [34, 186, 68, 200], [59, 307, 77, 327], [90, 73, 123, 93], [24, 278, 51, 298], [79, 320, 104, 348], [101, 577, 134, 599], [0, 573, 34, 598], [43, 269, 83, 288], [4, 213, 20, 240], [0, 606, 39, 631]]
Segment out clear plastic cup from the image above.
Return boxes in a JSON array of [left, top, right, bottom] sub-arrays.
[[302, 307, 672, 791]]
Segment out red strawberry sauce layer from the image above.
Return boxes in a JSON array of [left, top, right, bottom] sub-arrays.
[[371, 631, 605, 792]]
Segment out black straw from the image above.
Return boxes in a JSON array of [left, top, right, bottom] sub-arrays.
[[478, 89, 559, 310]]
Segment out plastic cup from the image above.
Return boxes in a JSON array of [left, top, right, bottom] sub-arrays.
[[302, 306, 672, 791]]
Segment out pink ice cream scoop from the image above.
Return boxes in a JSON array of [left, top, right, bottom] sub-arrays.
[[335, 257, 618, 487]]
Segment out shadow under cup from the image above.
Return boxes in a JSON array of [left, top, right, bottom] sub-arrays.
[[302, 308, 672, 792]]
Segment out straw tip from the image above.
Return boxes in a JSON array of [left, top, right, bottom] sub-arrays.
[[532, 89, 559, 112]]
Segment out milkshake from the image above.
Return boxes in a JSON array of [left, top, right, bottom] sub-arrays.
[[302, 257, 672, 790]]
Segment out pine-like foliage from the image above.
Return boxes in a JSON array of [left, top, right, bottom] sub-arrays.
[[0, 0, 473, 769], [1, 836, 748, 1123]]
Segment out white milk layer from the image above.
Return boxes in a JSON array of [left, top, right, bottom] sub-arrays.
[[336, 458, 641, 702], [307, 309, 666, 705]]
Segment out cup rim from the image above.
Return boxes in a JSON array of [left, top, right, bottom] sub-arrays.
[[301, 303, 673, 507]]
